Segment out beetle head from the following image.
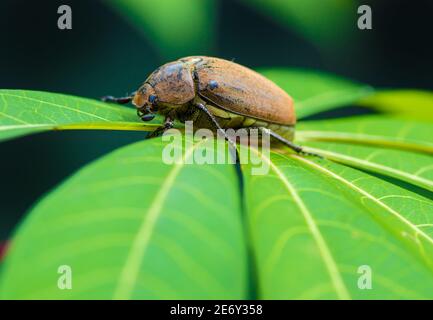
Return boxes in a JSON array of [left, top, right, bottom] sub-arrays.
[[132, 83, 157, 111]]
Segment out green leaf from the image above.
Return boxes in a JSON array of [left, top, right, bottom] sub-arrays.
[[297, 116, 433, 154], [0, 90, 156, 142], [242, 149, 433, 299], [301, 141, 433, 192], [260, 69, 372, 119], [1, 70, 432, 300], [297, 116, 433, 192], [359, 90, 433, 121], [0, 137, 247, 299], [107, 0, 215, 59]]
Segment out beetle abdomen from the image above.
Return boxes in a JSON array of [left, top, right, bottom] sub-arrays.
[[189, 57, 296, 126], [203, 104, 294, 141]]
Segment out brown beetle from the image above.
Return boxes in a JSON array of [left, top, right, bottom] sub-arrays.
[[102, 56, 306, 154]]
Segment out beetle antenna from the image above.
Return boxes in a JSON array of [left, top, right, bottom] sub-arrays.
[[101, 95, 133, 104]]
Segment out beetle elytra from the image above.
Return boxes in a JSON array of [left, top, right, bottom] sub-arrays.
[[102, 56, 310, 155]]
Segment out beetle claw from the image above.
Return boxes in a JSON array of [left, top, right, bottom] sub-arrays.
[[137, 107, 155, 122], [141, 114, 156, 121]]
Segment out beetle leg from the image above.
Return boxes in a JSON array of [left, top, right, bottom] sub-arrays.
[[139, 113, 156, 122], [254, 127, 322, 158], [137, 106, 156, 121], [148, 117, 174, 138], [194, 102, 239, 163], [101, 95, 133, 104]]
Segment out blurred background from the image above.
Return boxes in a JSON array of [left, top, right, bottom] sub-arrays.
[[0, 0, 432, 239]]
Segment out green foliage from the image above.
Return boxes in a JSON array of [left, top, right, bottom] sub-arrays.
[[106, 0, 358, 59], [0, 90, 156, 142], [0, 138, 246, 299], [242, 151, 433, 299], [0, 69, 432, 299], [259, 69, 372, 118], [297, 117, 433, 153], [238, 0, 357, 48], [359, 90, 433, 121], [108, 0, 216, 59]]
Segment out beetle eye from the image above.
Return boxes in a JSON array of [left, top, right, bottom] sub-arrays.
[[148, 95, 157, 103], [208, 80, 218, 90]]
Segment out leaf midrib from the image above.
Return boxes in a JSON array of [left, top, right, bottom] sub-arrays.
[[296, 130, 433, 154], [304, 146, 433, 192], [249, 148, 351, 300], [292, 155, 433, 268], [112, 138, 205, 300], [1, 92, 114, 122]]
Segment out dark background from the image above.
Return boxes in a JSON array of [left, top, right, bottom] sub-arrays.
[[0, 0, 432, 239]]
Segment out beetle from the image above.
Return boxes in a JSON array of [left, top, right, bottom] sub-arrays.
[[102, 56, 309, 155]]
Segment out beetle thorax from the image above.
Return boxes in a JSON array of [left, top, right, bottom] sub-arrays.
[[146, 61, 196, 106], [132, 83, 155, 110]]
